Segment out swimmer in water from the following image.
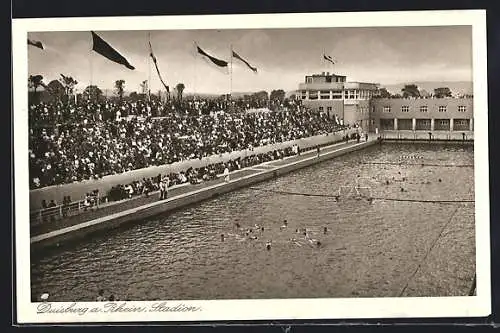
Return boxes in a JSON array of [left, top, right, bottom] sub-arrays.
[[261, 227, 264, 232], [316, 241, 322, 247], [235, 222, 240, 228], [266, 241, 272, 250], [221, 234, 225, 242], [324, 227, 328, 234], [386, 180, 390, 185], [280, 220, 288, 230]]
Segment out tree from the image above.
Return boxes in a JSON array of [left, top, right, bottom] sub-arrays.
[[59, 74, 78, 101], [176, 83, 185, 101], [434, 87, 452, 98], [46, 80, 65, 101], [128, 91, 140, 102], [270, 89, 286, 102], [253, 90, 269, 101], [83, 85, 103, 102], [115, 79, 125, 101], [28, 74, 44, 92], [401, 84, 420, 98], [377, 87, 391, 98], [28, 74, 44, 104]]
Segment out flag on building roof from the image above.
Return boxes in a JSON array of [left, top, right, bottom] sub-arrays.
[[232, 50, 257, 73], [28, 39, 44, 50], [149, 41, 169, 93], [91, 31, 135, 70], [195, 44, 228, 73], [323, 54, 335, 65]]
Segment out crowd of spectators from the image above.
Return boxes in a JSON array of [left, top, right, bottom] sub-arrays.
[[29, 98, 344, 189], [105, 147, 295, 202]]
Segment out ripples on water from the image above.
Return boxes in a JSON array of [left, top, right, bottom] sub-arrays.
[[31, 143, 475, 301]]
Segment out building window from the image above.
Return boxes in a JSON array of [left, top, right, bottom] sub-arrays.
[[383, 106, 391, 113], [401, 106, 409, 112], [332, 92, 342, 99], [320, 90, 330, 100], [319, 107, 324, 112], [458, 105, 467, 112], [439, 106, 447, 112], [440, 120, 448, 126], [327, 106, 332, 112], [420, 106, 428, 112], [306, 77, 312, 83], [372, 107, 376, 113], [309, 91, 318, 100]]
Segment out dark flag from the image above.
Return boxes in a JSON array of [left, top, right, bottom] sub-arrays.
[[28, 39, 44, 50], [91, 31, 135, 70], [323, 54, 335, 65], [196, 45, 228, 69], [149, 42, 169, 93], [232, 50, 257, 73]]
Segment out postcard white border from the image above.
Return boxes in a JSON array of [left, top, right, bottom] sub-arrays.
[[13, 10, 490, 323]]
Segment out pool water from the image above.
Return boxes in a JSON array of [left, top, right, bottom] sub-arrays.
[[31, 143, 475, 301]]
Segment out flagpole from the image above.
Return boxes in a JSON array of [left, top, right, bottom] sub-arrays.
[[194, 41, 198, 102], [90, 55, 93, 86], [89, 49, 93, 103], [322, 49, 325, 73], [148, 32, 152, 102], [230, 44, 233, 106]]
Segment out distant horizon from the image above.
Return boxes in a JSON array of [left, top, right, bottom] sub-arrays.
[[31, 78, 474, 97]]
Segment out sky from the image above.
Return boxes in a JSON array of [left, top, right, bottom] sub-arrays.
[[28, 26, 473, 95]]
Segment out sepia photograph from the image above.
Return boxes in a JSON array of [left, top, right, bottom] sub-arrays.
[[13, 10, 490, 323]]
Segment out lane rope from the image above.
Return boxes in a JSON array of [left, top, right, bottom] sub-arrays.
[[248, 187, 474, 203]]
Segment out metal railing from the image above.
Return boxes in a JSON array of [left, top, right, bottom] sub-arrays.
[[30, 195, 101, 226]]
